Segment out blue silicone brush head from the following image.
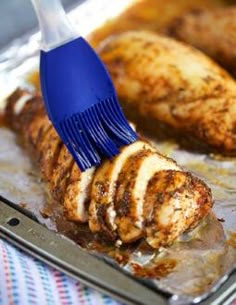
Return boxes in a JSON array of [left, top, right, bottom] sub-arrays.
[[40, 37, 137, 171], [31, 0, 137, 171]]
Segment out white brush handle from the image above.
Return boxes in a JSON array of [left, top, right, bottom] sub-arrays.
[[31, 0, 78, 51]]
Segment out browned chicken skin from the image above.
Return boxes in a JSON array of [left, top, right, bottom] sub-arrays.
[[98, 30, 236, 154], [4, 88, 212, 248], [166, 6, 236, 78]]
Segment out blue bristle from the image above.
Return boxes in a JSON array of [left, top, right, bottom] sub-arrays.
[[99, 97, 137, 144], [72, 115, 100, 164], [80, 106, 119, 157], [57, 97, 137, 171], [59, 119, 100, 170], [67, 117, 97, 163]]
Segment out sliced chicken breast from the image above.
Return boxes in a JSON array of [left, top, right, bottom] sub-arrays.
[[144, 170, 212, 248], [5, 89, 33, 130], [4, 88, 213, 249], [49, 145, 74, 201], [89, 140, 154, 237], [37, 126, 61, 181], [26, 115, 51, 149], [115, 151, 180, 243], [64, 163, 95, 222]]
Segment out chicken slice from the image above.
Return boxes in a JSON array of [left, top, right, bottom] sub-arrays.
[[5, 89, 53, 161], [166, 6, 236, 78], [13, 93, 33, 116], [98, 31, 236, 154], [36, 125, 62, 181], [25, 115, 51, 149], [5, 89, 51, 151], [115, 151, 180, 243], [89, 140, 154, 238], [5, 89, 33, 130], [63, 163, 95, 222], [49, 145, 74, 201], [144, 170, 212, 248]]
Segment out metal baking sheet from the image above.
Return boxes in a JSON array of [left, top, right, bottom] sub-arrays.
[[0, 0, 235, 303]]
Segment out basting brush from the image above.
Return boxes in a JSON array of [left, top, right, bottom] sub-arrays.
[[31, 0, 137, 171]]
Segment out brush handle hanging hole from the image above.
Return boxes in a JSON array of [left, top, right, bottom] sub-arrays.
[[7, 218, 20, 227]]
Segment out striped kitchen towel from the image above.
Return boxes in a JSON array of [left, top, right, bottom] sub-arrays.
[[0, 238, 121, 305]]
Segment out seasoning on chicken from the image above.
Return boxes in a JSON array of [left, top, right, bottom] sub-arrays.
[[89, 140, 155, 239], [114, 150, 180, 243], [98, 31, 236, 154], [64, 165, 95, 222], [166, 6, 236, 78], [144, 170, 211, 248], [49, 145, 74, 202], [4, 88, 213, 248]]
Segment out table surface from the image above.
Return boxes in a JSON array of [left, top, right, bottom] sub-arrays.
[[0, 0, 84, 50]]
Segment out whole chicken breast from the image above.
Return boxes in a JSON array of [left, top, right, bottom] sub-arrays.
[[4, 88, 212, 248], [98, 31, 236, 154], [166, 6, 236, 78]]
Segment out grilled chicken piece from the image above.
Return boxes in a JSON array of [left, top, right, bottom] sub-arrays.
[[64, 164, 95, 222], [5, 89, 37, 130], [49, 145, 74, 201], [144, 170, 211, 248], [89, 140, 155, 238], [26, 115, 51, 149], [98, 31, 236, 154], [166, 6, 236, 78], [5, 88, 213, 248], [37, 126, 62, 181], [114, 150, 180, 243], [6, 88, 51, 151]]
